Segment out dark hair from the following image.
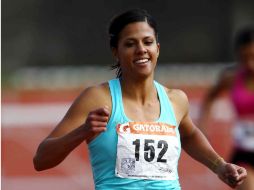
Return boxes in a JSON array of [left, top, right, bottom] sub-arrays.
[[108, 9, 159, 77], [234, 27, 254, 51]]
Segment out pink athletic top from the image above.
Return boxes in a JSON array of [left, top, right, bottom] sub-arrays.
[[231, 69, 254, 117]]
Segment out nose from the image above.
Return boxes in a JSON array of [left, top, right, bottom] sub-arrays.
[[136, 43, 147, 54]]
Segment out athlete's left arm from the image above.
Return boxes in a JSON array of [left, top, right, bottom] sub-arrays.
[[173, 89, 247, 188]]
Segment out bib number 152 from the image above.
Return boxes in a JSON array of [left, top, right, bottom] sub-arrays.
[[132, 139, 168, 163]]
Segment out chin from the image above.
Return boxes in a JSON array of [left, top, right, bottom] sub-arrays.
[[135, 71, 154, 79]]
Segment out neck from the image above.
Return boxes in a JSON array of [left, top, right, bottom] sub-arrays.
[[120, 75, 157, 105]]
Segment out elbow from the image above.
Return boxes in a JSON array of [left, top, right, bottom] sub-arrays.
[[33, 142, 47, 171], [33, 156, 42, 171], [33, 154, 46, 171], [33, 140, 52, 171], [33, 155, 54, 171], [33, 138, 66, 171], [33, 151, 63, 171]]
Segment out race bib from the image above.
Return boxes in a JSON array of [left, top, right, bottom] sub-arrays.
[[115, 122, 180, 180], [233, 120, 254, 151]]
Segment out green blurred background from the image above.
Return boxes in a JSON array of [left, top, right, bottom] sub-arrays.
[[3, 0, 254, 88]]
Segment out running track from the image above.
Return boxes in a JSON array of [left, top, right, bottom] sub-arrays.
[[2, 88, 234, 190]]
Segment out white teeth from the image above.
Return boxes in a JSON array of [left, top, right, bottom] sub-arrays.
[[134, 59, 149, 64]]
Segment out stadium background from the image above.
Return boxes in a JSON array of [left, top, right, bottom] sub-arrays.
[[2, 0, 254, 189]]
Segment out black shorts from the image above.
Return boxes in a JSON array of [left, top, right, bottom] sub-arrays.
[[231, 149, 254, 168]]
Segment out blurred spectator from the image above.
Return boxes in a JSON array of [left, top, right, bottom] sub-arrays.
[[199, 27, 254, 190]]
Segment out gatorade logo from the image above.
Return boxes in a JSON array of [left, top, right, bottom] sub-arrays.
[[117, 123, 131, 134], [117, 122, 176, 136]]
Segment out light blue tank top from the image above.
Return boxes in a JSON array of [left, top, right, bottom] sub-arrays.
[[88, 79, 181, 190]]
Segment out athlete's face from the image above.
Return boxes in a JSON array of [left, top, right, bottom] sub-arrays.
[[238, 42, 254, 75], [112, 22, 160, 78]]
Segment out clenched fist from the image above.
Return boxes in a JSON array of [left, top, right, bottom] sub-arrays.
[[217, 162, 247, 188], [83, 106, 110, 142]]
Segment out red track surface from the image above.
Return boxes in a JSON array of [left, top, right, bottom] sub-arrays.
[[2, 88, 234, 190]]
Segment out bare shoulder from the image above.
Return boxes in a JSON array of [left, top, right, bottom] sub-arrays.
[[76, 82, 110, 109], [164, 87, 189, 107], [163, 86, 189, 124], [163, 86, 196, 137], [48, 82, 111, 138]]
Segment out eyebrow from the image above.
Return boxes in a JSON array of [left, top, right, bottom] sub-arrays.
[[124, 36, 155, 41]]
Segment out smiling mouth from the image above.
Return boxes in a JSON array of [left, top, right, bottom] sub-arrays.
[[133, 58, 150, 64]]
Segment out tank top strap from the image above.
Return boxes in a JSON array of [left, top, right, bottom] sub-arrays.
[[108, 78, 124, 121], [154, 81, 178, 126]]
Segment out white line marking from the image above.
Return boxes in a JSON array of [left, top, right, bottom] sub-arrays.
[[2, 103, 71, 127]]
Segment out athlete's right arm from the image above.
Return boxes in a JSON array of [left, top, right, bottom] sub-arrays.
[[33, 85, 110, 171]]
